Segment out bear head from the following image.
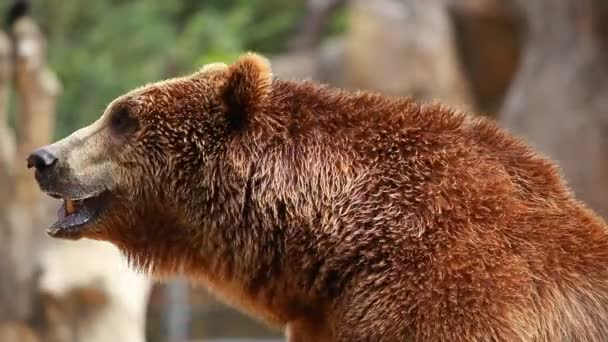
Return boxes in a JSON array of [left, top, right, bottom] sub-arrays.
[[28, 53, 273, 270]]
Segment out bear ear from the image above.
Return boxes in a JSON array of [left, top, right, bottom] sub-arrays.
[[200, 62, 228, 75], [220, 52, 273, 131]]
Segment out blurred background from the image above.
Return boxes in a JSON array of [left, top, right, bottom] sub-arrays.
[[0, 0, 606, 341]]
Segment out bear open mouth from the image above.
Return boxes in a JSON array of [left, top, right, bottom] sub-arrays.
[[47, 191, 109, 240]]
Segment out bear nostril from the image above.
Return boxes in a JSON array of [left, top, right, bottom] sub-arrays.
[[27, 148, 58, 170]]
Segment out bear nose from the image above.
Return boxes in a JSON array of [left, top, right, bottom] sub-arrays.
[[27, 148, 58, 171]]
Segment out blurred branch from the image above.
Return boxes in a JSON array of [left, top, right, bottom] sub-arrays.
[[0, 4, 59, 337], [288, 0, 347, 51], [0, 31, 14, 183], [1, 4, 152, 342], [0, 19, 41, 341], [0, 32, 10, 128], [0, 29, 20, 323], [12, 15, 61, 205]]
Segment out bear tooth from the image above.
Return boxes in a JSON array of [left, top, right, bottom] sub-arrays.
[[65, 198, 75, 215]]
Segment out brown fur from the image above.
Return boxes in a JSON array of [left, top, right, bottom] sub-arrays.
[[42, 53, 608, 341]]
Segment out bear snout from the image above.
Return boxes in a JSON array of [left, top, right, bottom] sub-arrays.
[[28, 146, 63, 192], [27, 147, 58, 170]]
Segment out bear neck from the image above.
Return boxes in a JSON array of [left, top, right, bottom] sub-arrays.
[[161, 127, 360, 312]]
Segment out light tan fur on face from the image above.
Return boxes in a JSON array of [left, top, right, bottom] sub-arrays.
[[43, 111, 119, 198]]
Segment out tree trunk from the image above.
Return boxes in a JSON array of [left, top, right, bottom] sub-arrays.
[[500, 0, 608, 218], [447, 0, 523, 116], [0, 13, 53, 342], [0, 29, 34, 339], [341, 0, 475, 111], [0, 31, 15, 172], [0, 30, 16, 321], [274, 0, 476, 113], [12, 16, 61, 205], [0, 8, 151, 342], [164, 279, 190, 342]]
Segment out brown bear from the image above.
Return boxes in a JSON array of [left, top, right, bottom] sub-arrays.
[[27, 53, 608, 341]]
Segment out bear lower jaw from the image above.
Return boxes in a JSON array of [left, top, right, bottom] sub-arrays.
[[48, 190, 110, 240]]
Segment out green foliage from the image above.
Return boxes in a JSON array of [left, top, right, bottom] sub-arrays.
[[325, 6, 349, 38], [21, 0, 307, 138], [31, 1, 180, 136]]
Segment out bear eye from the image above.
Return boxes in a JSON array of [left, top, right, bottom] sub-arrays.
[[109, 106, 137, 135]]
